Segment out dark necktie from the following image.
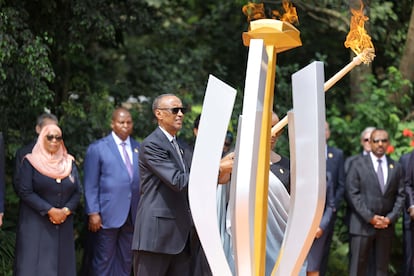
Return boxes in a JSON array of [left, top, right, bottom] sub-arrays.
[[172, 138, 186, 172], [377, 159, 385, 193], [121, 142, 133, 179]]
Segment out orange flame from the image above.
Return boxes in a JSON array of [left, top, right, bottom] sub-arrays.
[[242, 1, 299, 25], [344, 0, 374, 55], [242, 2, 266, 22], [271, 0, 299, 25]]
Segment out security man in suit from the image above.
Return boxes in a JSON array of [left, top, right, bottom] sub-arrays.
[[345, 128, 405, 275], [319, 122, 346, 275], [402, 151, 414, 275]]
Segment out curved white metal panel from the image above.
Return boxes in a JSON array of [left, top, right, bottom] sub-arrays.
[[232, 39, 268, 276], [274, 61, 326, 275], [189, 74, 236, 276]]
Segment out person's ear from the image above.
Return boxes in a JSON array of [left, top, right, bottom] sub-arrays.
[[154, 109, 163, 120]]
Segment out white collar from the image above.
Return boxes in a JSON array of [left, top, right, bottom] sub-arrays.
[[158, 126, 175, 142], [111, 131, 130, 145]]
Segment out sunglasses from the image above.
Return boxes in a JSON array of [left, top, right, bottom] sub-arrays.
[[46, 135, 63, 142], [372, 138, 388, 144], [158, 107, 187, 114]]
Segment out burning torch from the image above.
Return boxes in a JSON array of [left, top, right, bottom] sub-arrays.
[[271, 0, 376, 136]]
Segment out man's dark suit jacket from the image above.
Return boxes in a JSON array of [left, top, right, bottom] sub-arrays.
[[132, 127, 193, 254], [346, 154, 405, 236], [400, 151, 414, 276], [403, 152, 414, 211], [327, 146, 346, 210], [0, 133, 5, 214], [13, 140, 36, 194]]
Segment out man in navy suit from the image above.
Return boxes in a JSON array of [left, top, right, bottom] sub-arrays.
[[346, 128, 405, 275], [319, 122, 346, 275], [402, 151, 414, 275], [0, 132, 5, 227], [84, 107, 140, 276], [344, 126, 376, 173]]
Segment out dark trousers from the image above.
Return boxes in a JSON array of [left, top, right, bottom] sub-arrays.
[[319, 213, 336, 275], [349, 233, 392, 276], [133, 238, 191, 276], [402, 211, 414, 276], [79, 217, 96, 276], [90, 214, 134, 276]]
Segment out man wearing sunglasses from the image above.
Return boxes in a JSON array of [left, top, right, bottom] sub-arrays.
[[131, 93, 193, 276], [132, 94, 233, 276], [345, 128, 405, 275], [344, 126, 376, 174]]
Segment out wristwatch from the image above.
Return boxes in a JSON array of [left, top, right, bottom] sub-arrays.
[[63, 207, 71, 216]]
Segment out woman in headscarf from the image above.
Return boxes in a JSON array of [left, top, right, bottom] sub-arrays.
[[14, 124, 81, 276]]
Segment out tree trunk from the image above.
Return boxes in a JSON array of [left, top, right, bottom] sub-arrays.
[[399, 4, 414, 82]]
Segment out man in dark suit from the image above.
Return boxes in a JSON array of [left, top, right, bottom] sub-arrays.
[[346, 128, 405, 275], [0, 132, 5, 227], [343, 126, 376, 274], [13, 113, 58, 194], [84, 107, 140, 276], [402, 151, 414, 276], [344, 126, 376, 174], [319, 122, 346, 275], [132, 94, 233, 276], [132, 94, 194, 276]]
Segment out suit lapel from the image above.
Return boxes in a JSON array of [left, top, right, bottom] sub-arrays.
[[384, 157, 396, 189], [131, 140, 140, 179], [155, 128, 186, 171]]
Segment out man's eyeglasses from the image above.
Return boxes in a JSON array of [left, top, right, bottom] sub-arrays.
[[157, 107, 187, 114], [46, 135, 63, 142], [372, 138, 388, 144], [363, 138, 370, 142]]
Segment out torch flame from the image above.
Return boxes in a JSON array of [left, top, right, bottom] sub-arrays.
[[344, 0, 375, 63], [242, 2, 266, 23], [242, 1, 299, 25], [271, 0, 299, 25]]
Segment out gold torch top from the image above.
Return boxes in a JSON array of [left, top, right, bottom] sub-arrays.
[[242, 1, 302, 53]]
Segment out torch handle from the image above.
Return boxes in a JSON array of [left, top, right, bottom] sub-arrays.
[[324, 55, 362, 91], [271, 55, 362, 137], [271, 115, 288, 136]]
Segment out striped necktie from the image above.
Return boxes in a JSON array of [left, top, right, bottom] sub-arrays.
[[172, 138, 185, 172]]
